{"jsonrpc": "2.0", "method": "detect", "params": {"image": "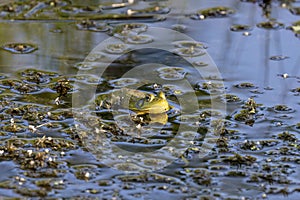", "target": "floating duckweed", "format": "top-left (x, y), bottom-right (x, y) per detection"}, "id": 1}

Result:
top-left (48, 110), bottom-right (73, 120)
top-left (269, 55), bottom-right (289, 61)
top-left (58, 5), bottom-right (101, 17)
top-left (226, 171), bottom-right (246, 177)
top-left (195, 81), bottom-right (224, 94)
top-left (76, 20), bottom-right (109, 32)
top-left (15, 83), bottom-right (41, 94)
top-left (273, 104), bottom-right (293, 113)
top-left (1, 43), bottom-right (38, 54)
top-left (0, 4), bottom-right (20, 15)
top-left (191, 169), bottom-right (212, 186)
top-left (33, 136), bottom-right (76, 150)
top-left (230, 24), bottom-right (253, 32)
top-left (199, 110), bottom-right (222, 119)
top-left (105, 43), bottom-right (129, 54)
top-left (175, 114), bottom-right (201, 125)
top-left (216, 137), bottom-right (229, 151)
top-left (2, 123), bottom-right (26, 133)
top-left (114, 163), bottom-right (142, 172)
top-left (73, 62), bottom-right (95, 70)
top-left (191, 6), bottom-right (236, 20)
top-left (289, 7), bottom-right (300, 15)
top-left (240, 140), bottom-right (261, 151)
top-left (75, 168), bottom-right (93, 180)
top-left (109, 78), bottom-right (138, 88)
top-left (0, 79), bottom-right (19, 88)
top-left (171, 24), bottom-right (187, 32)
top-left (53, 78), bottom-right (73, 97)
top-left (20, 69), bottom-right (58, 84)
top-left (173, 41), bottom-right (207, 49)
top-left (111, 23), bottom-right (148, 39)
top-left (224, 94), bottom-right (241, 103)
top-left (291, 87), bottom-right (300, 94)
top-left (277, 131), bottom-right (297, 142)
top-left (86, 189), bottom-right (100, 194)
top-left (128, 6), bottom-right (170, 15)
top-left (287, 20), bottom-right (300, 36)
top-left (15, 187), bottom-right (48, 197)
top-left (69, 74), bottom-right (101, 85)
top-left (35, 179), bottom-right (53, 188)
top-left (125, 34), bottom-right (153, 44)
top-left (142, 158), bottom-right (167, 167)
top-left (98, 179), bottom-right (113, 186)
top-left (193, 61), bottom-right (209, 67)
top-left (224, 153), bottom-right (256, 167)
top-left (157, 66), bottom-right (185, 74)
top-left (118, 173), bottom-right (179, 184)
top-left (173, 47), bottom-right (206, 57)
top-left (162, 84), bottom-right (183, 95)
top-left (257, 20), bottom-right (285, 30)
top-left (158, 72), bottom-right (187, 81)
top-left (0, 79), bottom-right (42, 94)
top-left (157, 66), bottom-right (187, 80)
top-left (235, 82), bottom-right (255, 89)
top-left (234, 112), bottom-right (254, 126)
